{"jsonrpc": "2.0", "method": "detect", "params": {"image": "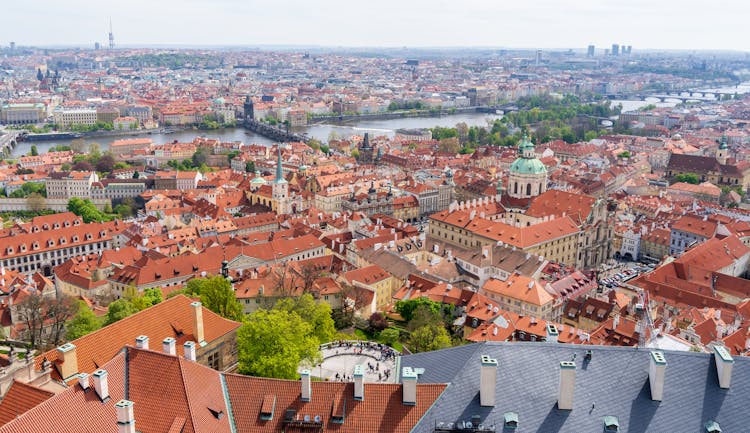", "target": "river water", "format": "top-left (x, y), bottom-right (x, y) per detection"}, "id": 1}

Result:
top-left (611, 81), bottom-right (750, 112)
top-left (10, 112), bottom-right (501, 157)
